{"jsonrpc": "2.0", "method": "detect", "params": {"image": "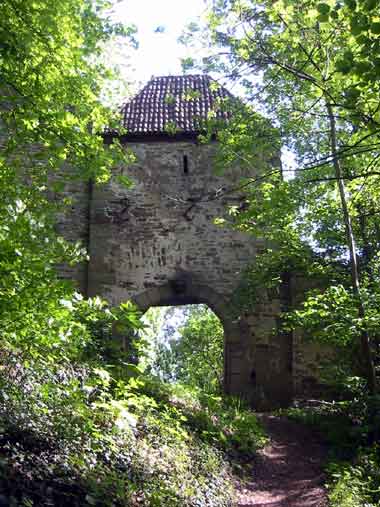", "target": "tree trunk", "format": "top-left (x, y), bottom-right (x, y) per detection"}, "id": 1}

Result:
top-left (326, 101), bottom-right (376, 394)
